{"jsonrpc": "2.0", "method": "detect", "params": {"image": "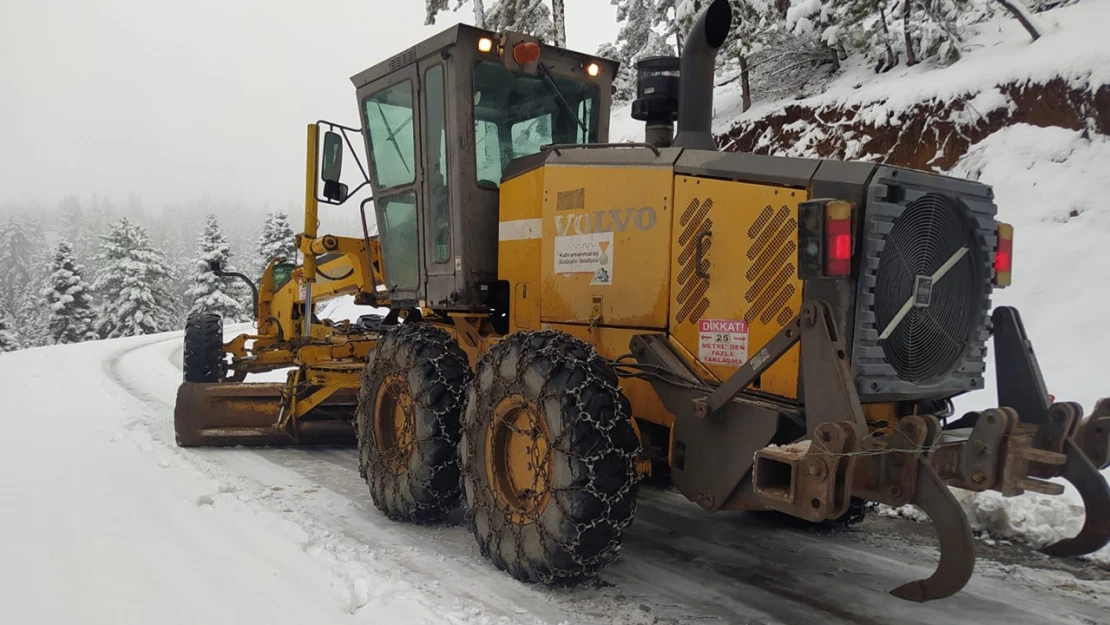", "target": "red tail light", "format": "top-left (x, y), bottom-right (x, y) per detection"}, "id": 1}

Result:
top-left (994, 222), bottom-right (1013, 287)
top-left (825, 200), bottom-right (852, 276)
